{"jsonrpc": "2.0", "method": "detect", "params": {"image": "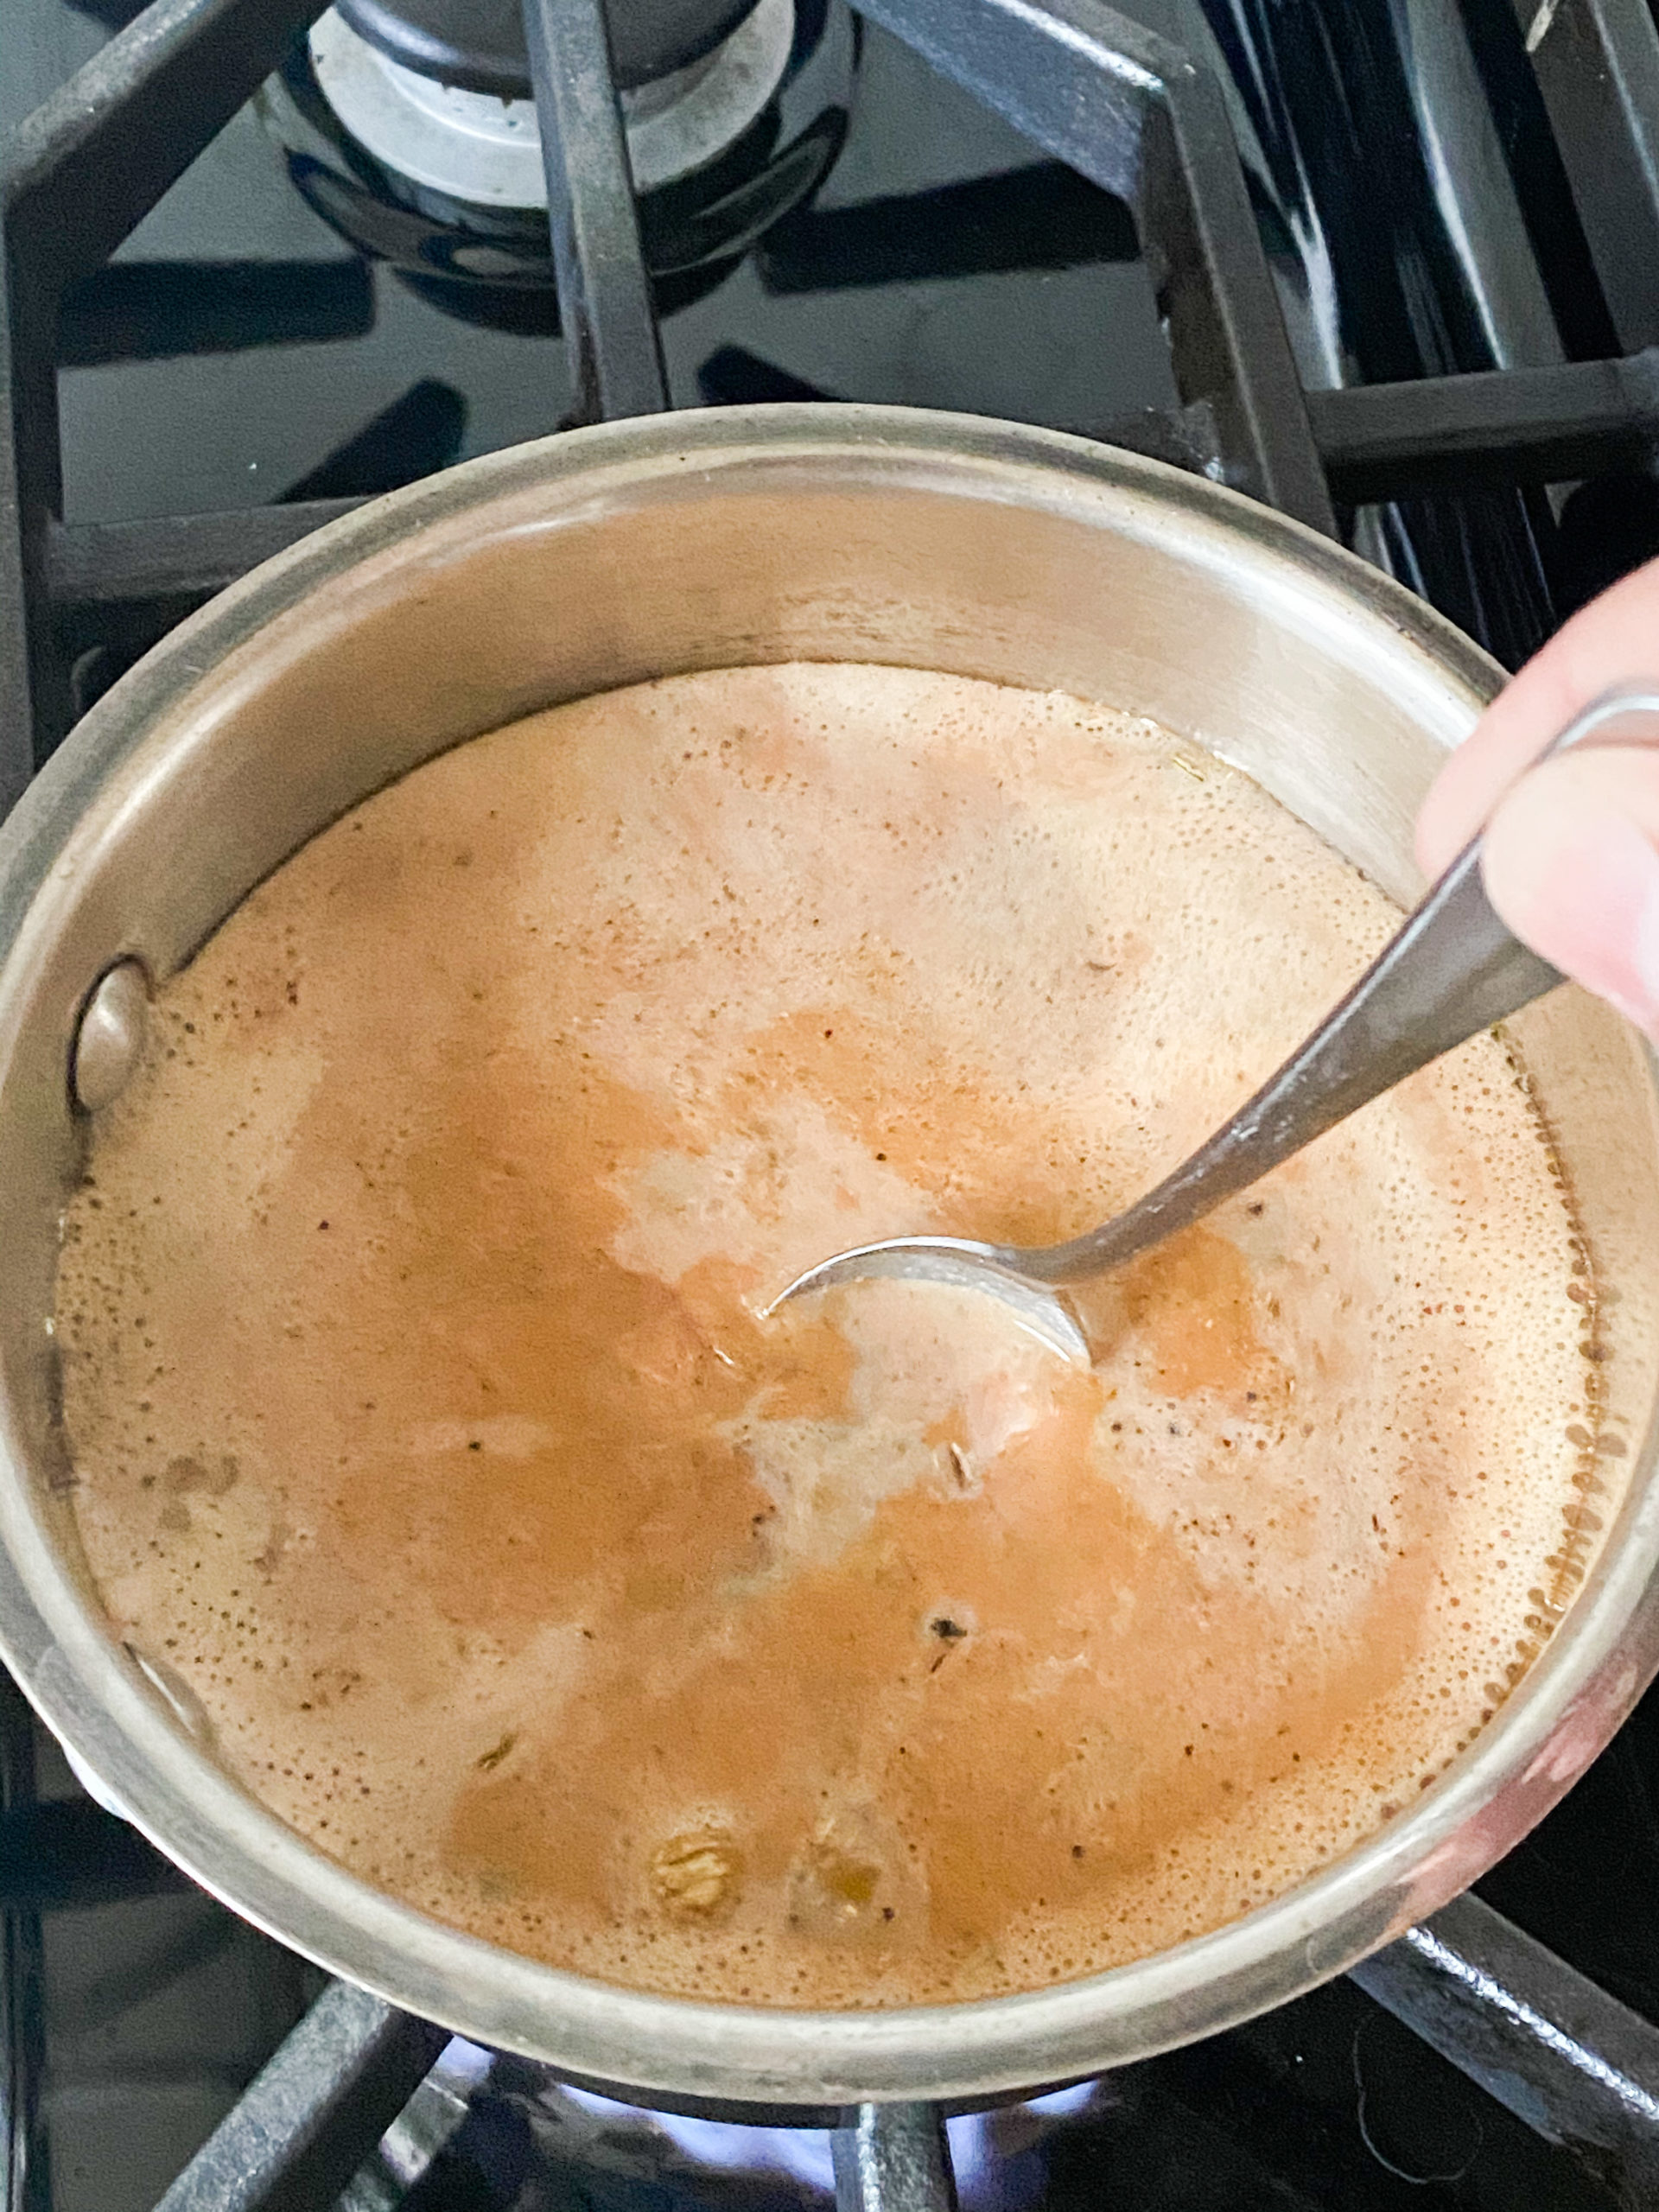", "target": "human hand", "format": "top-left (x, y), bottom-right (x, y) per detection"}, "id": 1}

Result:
top-left (1415, 556), bottom-right (1659, 1040)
